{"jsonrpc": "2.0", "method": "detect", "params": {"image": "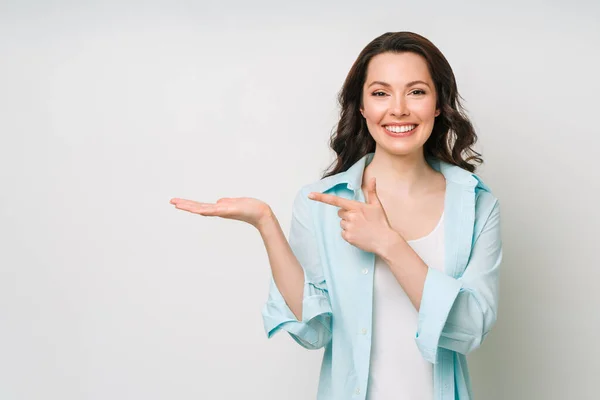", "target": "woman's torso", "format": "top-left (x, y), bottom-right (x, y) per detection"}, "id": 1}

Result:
top-left (366, 210), bottom-right (445, 400)
top-left (362, 171), bottom-right (446, 400)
